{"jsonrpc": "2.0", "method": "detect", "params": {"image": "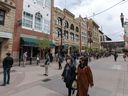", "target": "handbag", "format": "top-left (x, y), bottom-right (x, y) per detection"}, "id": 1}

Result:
top-left (72, 80), bottom-right (77, 90)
